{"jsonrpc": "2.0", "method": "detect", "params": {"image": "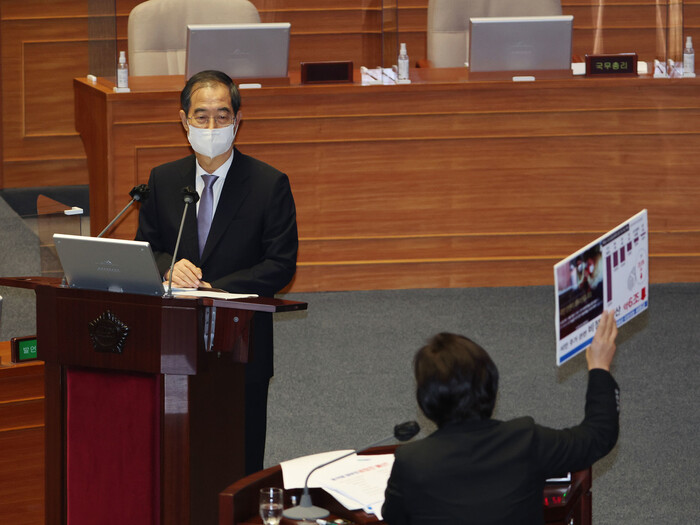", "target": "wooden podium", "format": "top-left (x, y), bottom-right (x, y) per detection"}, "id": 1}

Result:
top-left (0, 277), bottom-right (306, 525)
top-left (219, 445), bottom-right (592, 525)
